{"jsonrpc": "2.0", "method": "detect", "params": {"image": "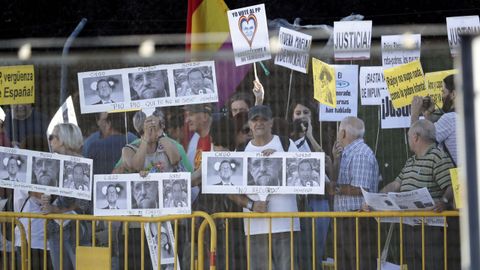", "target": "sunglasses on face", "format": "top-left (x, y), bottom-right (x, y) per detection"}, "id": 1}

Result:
top-left (48, 134), bottom-right (58, 141)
